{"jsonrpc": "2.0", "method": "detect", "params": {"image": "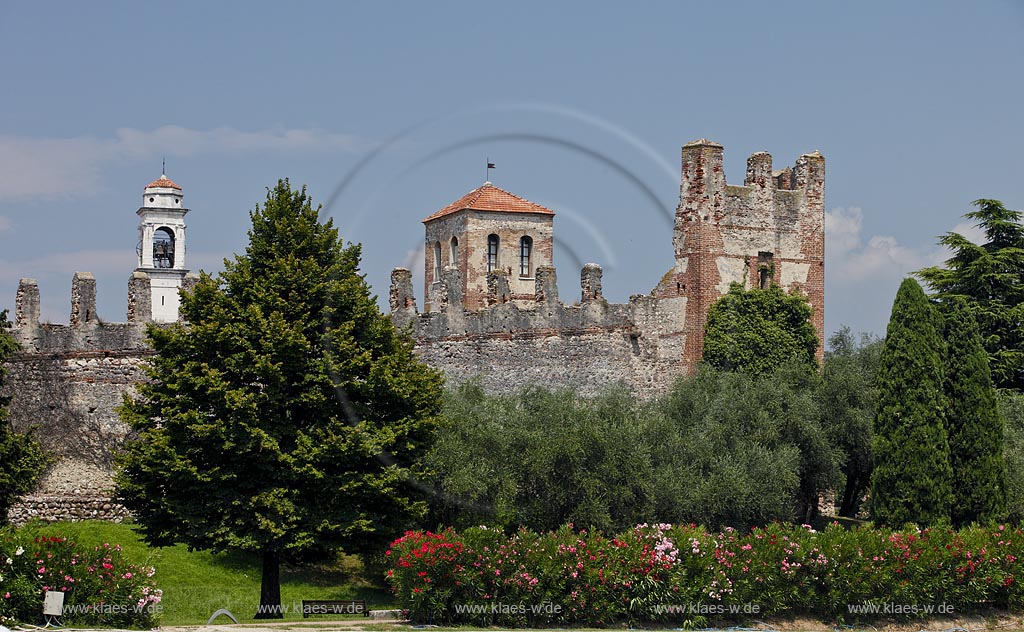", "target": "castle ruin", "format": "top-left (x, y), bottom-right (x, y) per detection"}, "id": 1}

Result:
top-left (391, 139), bottom-right (824, 398)
top-left (2, 139), bottom-right (824, 523)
